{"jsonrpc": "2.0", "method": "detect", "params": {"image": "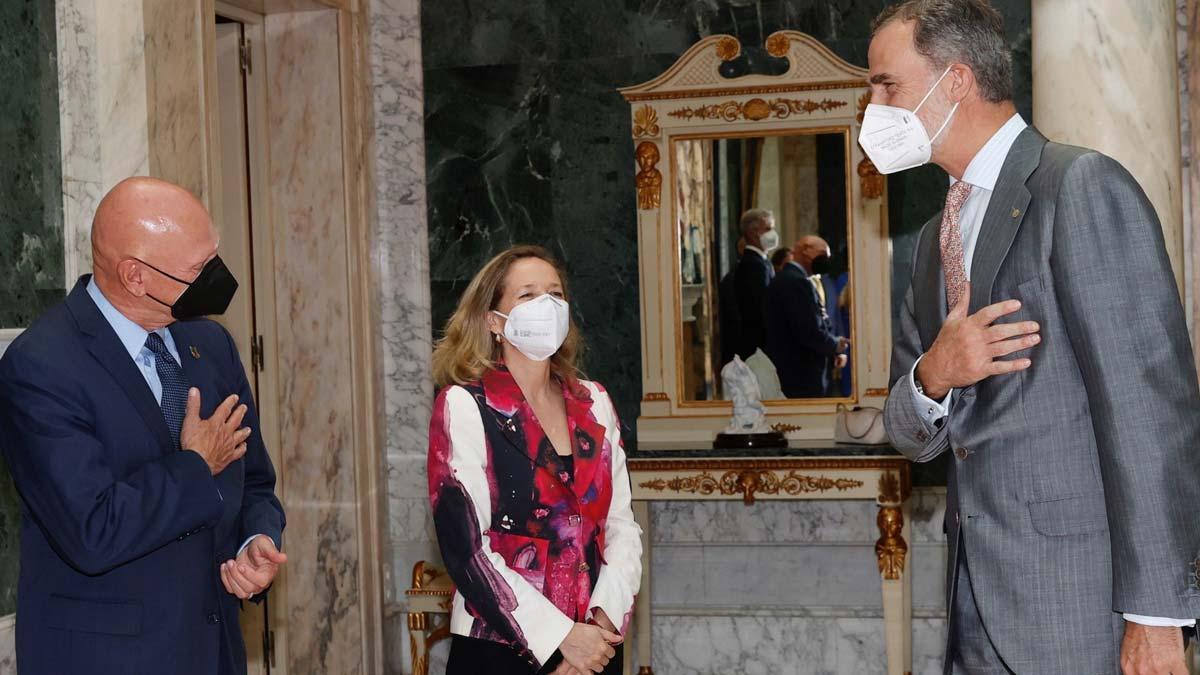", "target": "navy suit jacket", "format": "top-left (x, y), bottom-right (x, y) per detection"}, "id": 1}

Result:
top-left (0, 277), bottom-right (285, 675)
top-left (765, 264), bottom-right (840, 397)
top-left (733, 251), bottom-right (773, 359)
